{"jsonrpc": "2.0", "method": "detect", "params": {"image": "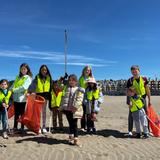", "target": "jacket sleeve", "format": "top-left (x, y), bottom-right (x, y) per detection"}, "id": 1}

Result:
top-left (98, 91), bottom-right (104, 104)
top-left (12, 76), bottom-right (32, 93)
